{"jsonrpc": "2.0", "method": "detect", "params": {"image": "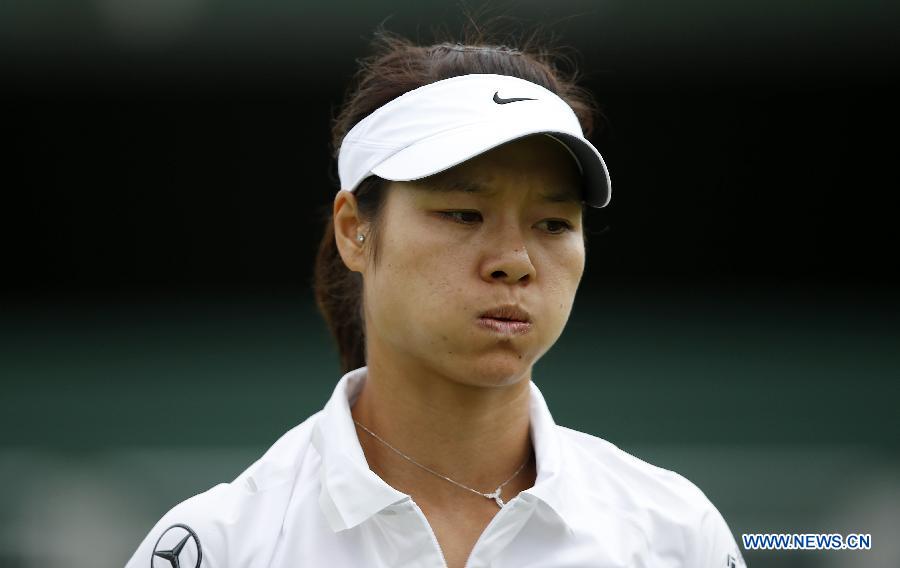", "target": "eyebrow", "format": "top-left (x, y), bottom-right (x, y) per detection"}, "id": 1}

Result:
top-left (419, 177), bottom-right (583, 204)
